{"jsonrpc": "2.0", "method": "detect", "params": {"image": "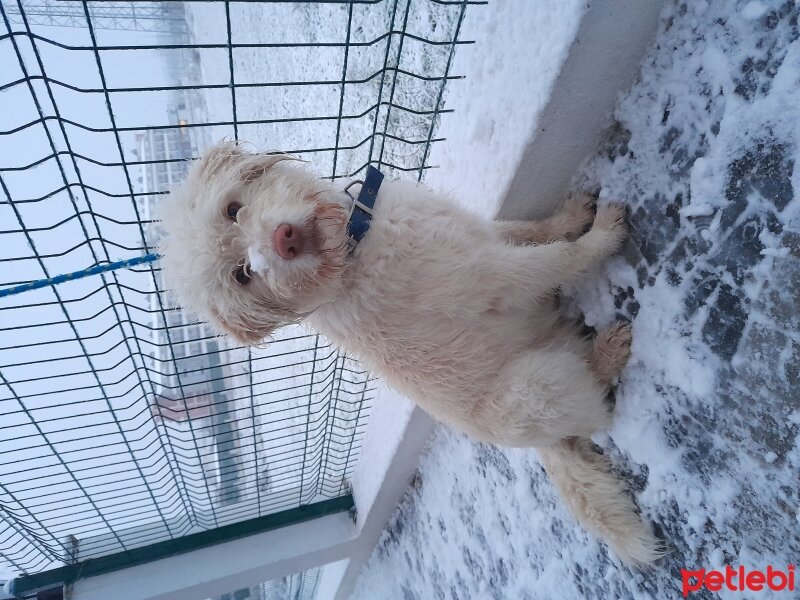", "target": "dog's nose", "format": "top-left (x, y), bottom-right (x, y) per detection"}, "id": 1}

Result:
top-left (272, 223), bottom-right (304, 259)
